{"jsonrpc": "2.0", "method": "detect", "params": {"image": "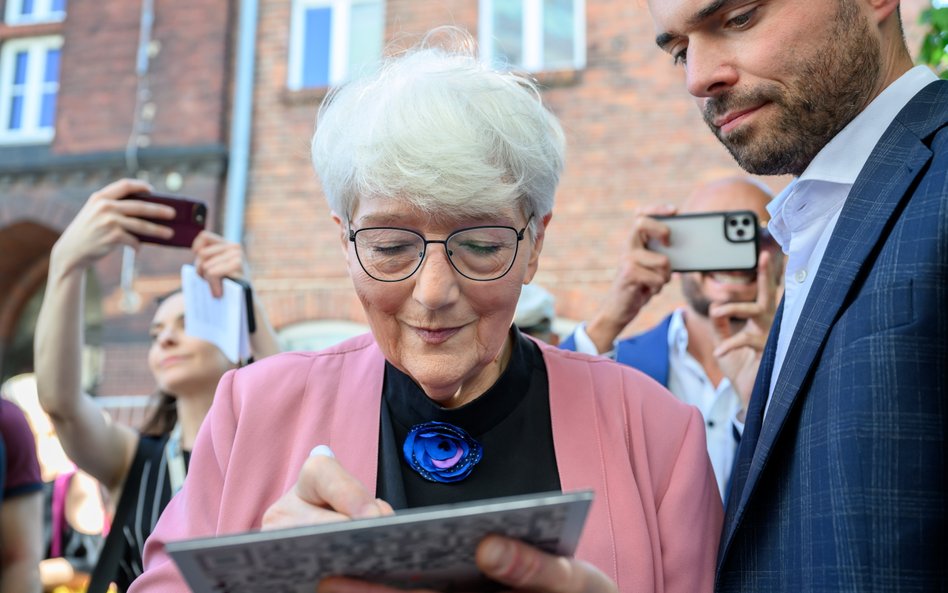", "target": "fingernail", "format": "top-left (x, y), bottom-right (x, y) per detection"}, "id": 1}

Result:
top-left (480, 537), bottom-right (512, 573)
top-left (356, 501), bottom-right (383, 519)
top-left (309, 445), bottom-right (335, 458)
